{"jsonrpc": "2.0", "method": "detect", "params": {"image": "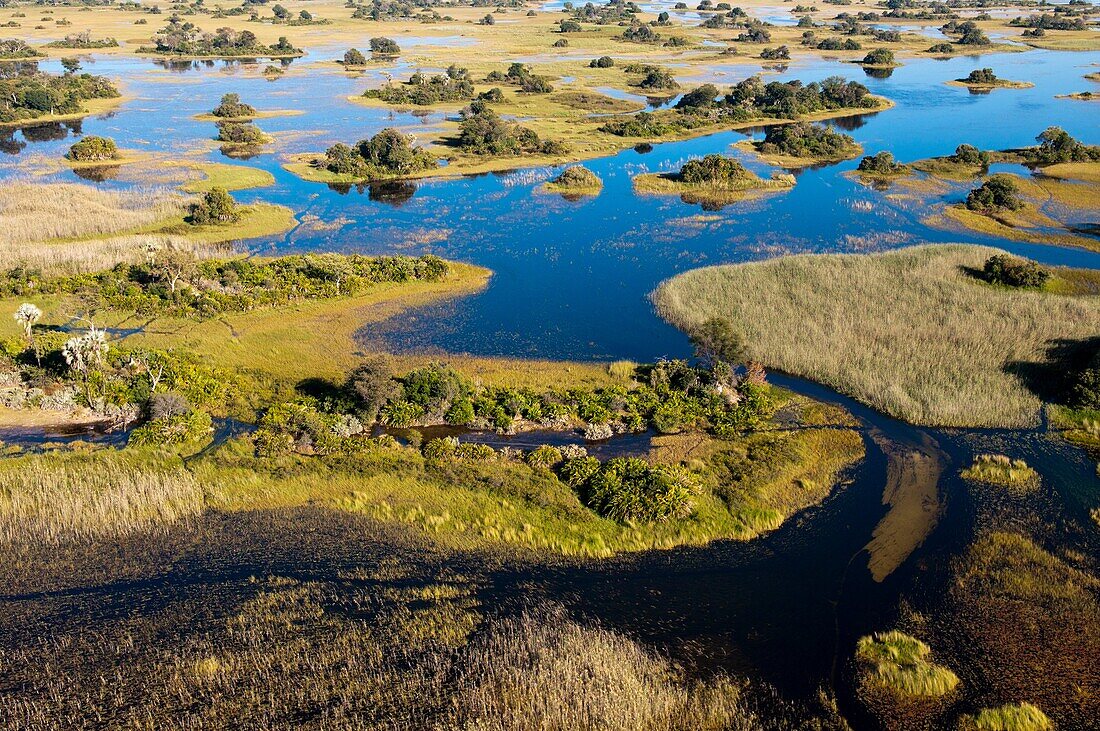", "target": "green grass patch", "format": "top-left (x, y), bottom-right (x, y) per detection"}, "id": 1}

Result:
top-left (856, 630), bottom-right (960, 697)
